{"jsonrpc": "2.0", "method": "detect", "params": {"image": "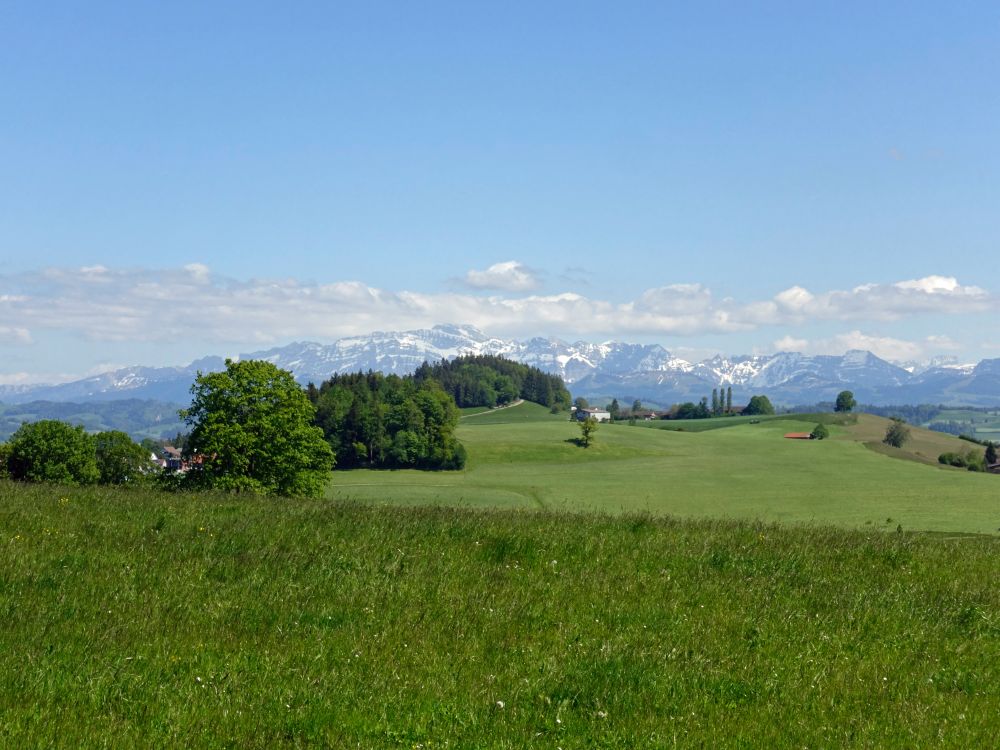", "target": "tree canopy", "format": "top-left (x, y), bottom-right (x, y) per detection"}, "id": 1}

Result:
top-left (310, 371), bottom-right (465, 470)
top-left (810, 423), bottom-right (830, 440)
top-left (182, 359), bottom-right (334, 496)
top-left (578, 416), bottom-right (598, 448)
top-left (5, 420), bottom-right (100, 485)
top-left (835, 391), bottom-right (856, 413)
top-left (413, 355), bottom-right (571, 411)
top-left (94, 430), bottom-right (153, 484)
top-left (743, 395), bottom-right (775, 416)
top-left (883, 417), bottom-right (911, 449)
